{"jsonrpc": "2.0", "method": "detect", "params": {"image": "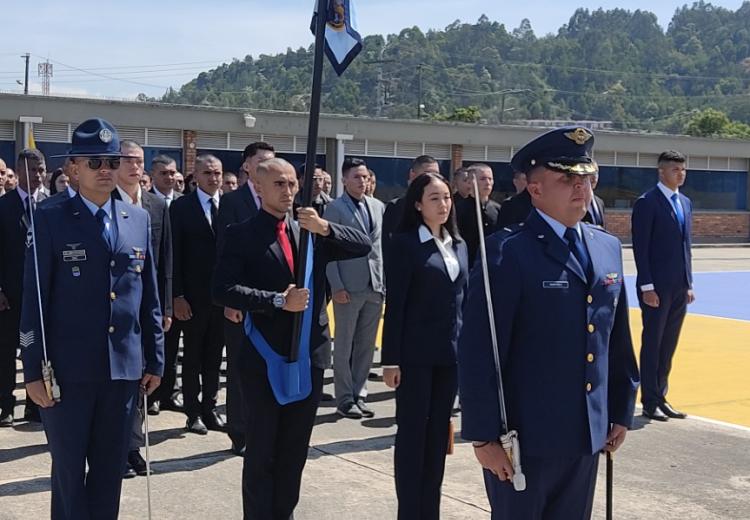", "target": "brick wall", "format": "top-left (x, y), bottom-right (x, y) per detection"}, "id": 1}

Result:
top-left (451, 144), bottom-right (463, 174)
top-left (606, 210), bottom-right (750, 242)
top-left (182, 130), bottom-right (196, 176)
